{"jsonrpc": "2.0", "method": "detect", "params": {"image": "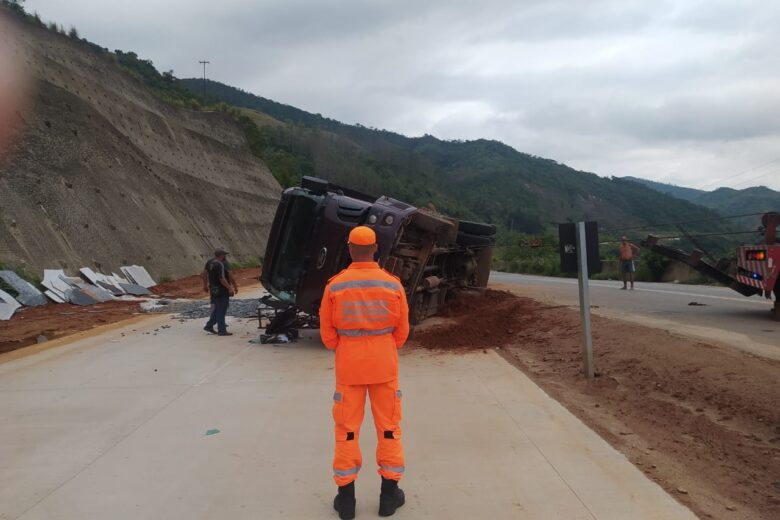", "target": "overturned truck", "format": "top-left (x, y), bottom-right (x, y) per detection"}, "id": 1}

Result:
top-left (260, 177), bottom-right (494, 332)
